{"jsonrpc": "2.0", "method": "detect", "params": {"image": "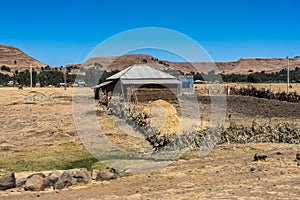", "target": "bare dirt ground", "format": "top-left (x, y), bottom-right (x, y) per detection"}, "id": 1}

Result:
top-left (1, 144), bottom-right (300, 200)
top-left (0, 87), bottom-right (299, 199)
